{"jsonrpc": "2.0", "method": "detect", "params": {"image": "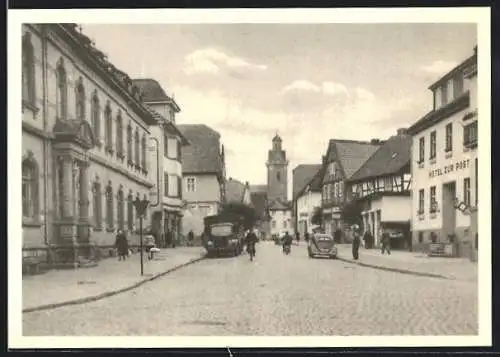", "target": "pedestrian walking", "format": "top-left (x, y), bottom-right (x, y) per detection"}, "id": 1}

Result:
top-left (363, 229), bottom-right (373, 249)
top-left (351, 225), bottom-right (361, 260)
top-left (381, 229), bottom-right (391, 255)
top-left (115, 229), bottom-right (129, 261)
top-left (295, 231), bottom-right (300, 245)
top-left (304, 232), bottom-right (310, 243)
top-left (187, 230), bottom-right (194, 247)
top-left (334, 228), bottom-right (342, 244)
